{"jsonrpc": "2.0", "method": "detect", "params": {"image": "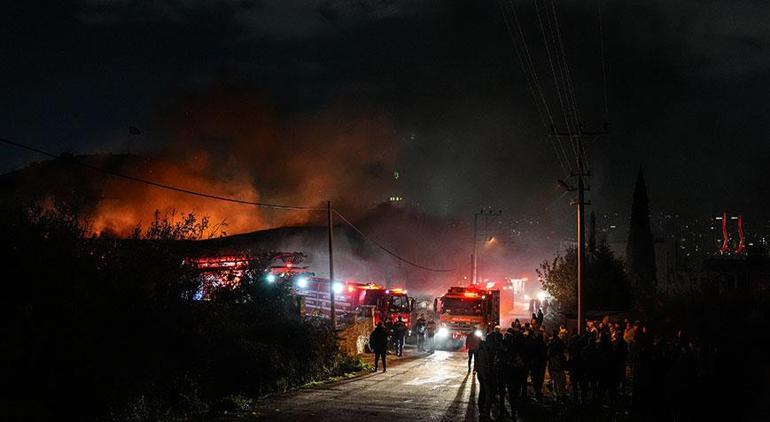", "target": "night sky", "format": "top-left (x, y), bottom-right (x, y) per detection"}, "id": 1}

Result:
top-left (3, 0), bottom-right (770, 227)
